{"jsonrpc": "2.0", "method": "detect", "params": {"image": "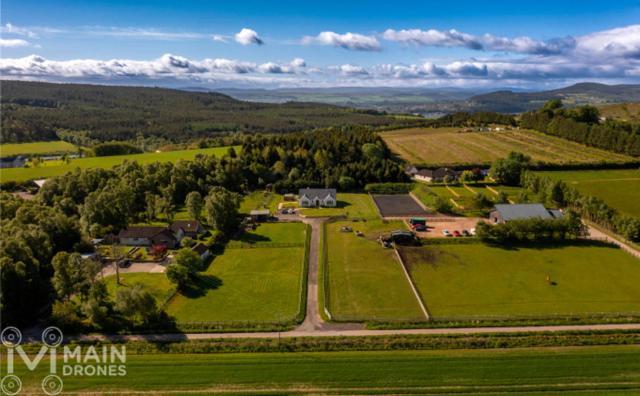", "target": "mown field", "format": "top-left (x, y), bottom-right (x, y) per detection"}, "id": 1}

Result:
top-left (380, 128), bottom-right (634, 166)
top-left (14, 346), bottom-right (640, 394)
top-left (402, 242), bottom-right (640, 319)
top-left (0, 140), bottom-right (78, 156)
top-left (166, 223), bottom-right (307, 324)
top-left (0, 146), bottom-right (238, 182)
top-left (299, 193), bottom-right (380, 219)
top-left (239, 191), bottom-right (283, 216)
top-left (538, 169), bottom-right (640, 217)
top-left (412, 182), bottom-right (524, 215)
top-left (325, 219), bottom-right (425, 321)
